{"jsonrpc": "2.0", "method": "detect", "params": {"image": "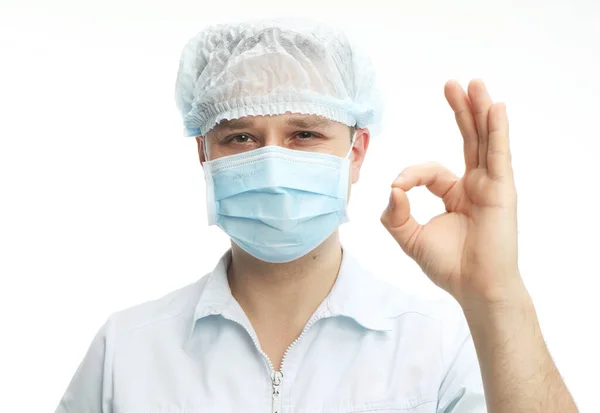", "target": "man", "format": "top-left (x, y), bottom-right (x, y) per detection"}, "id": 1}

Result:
top-left (55, 18), bottom-right (578, 413)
